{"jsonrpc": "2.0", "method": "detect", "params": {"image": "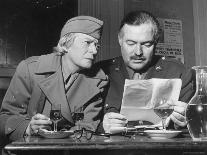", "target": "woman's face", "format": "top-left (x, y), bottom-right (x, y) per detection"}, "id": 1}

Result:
top-left (65, 33), bottom-right (99, 71)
